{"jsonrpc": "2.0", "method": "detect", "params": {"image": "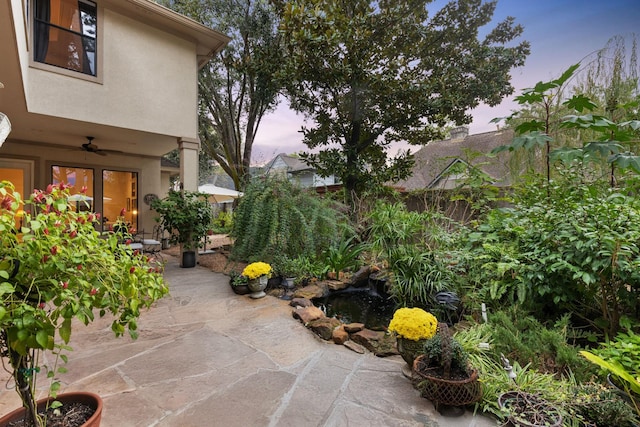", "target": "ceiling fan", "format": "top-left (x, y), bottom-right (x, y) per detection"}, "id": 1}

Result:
top-left (81, 136), bottom-right (122, 156)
